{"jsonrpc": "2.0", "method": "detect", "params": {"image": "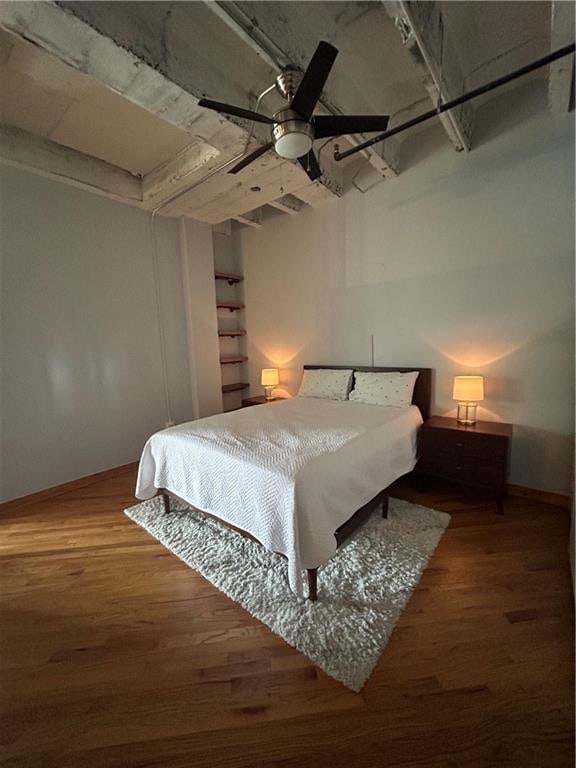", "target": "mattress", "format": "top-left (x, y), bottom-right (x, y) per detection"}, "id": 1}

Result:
top-left (135, 397), bottom-right (422, 595)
